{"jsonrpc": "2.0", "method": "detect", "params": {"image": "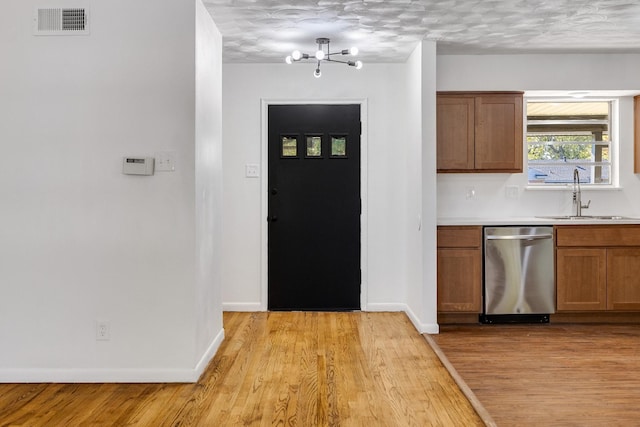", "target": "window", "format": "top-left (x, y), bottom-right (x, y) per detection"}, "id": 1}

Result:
top-left (526, 100), bottom-right (613, 186)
